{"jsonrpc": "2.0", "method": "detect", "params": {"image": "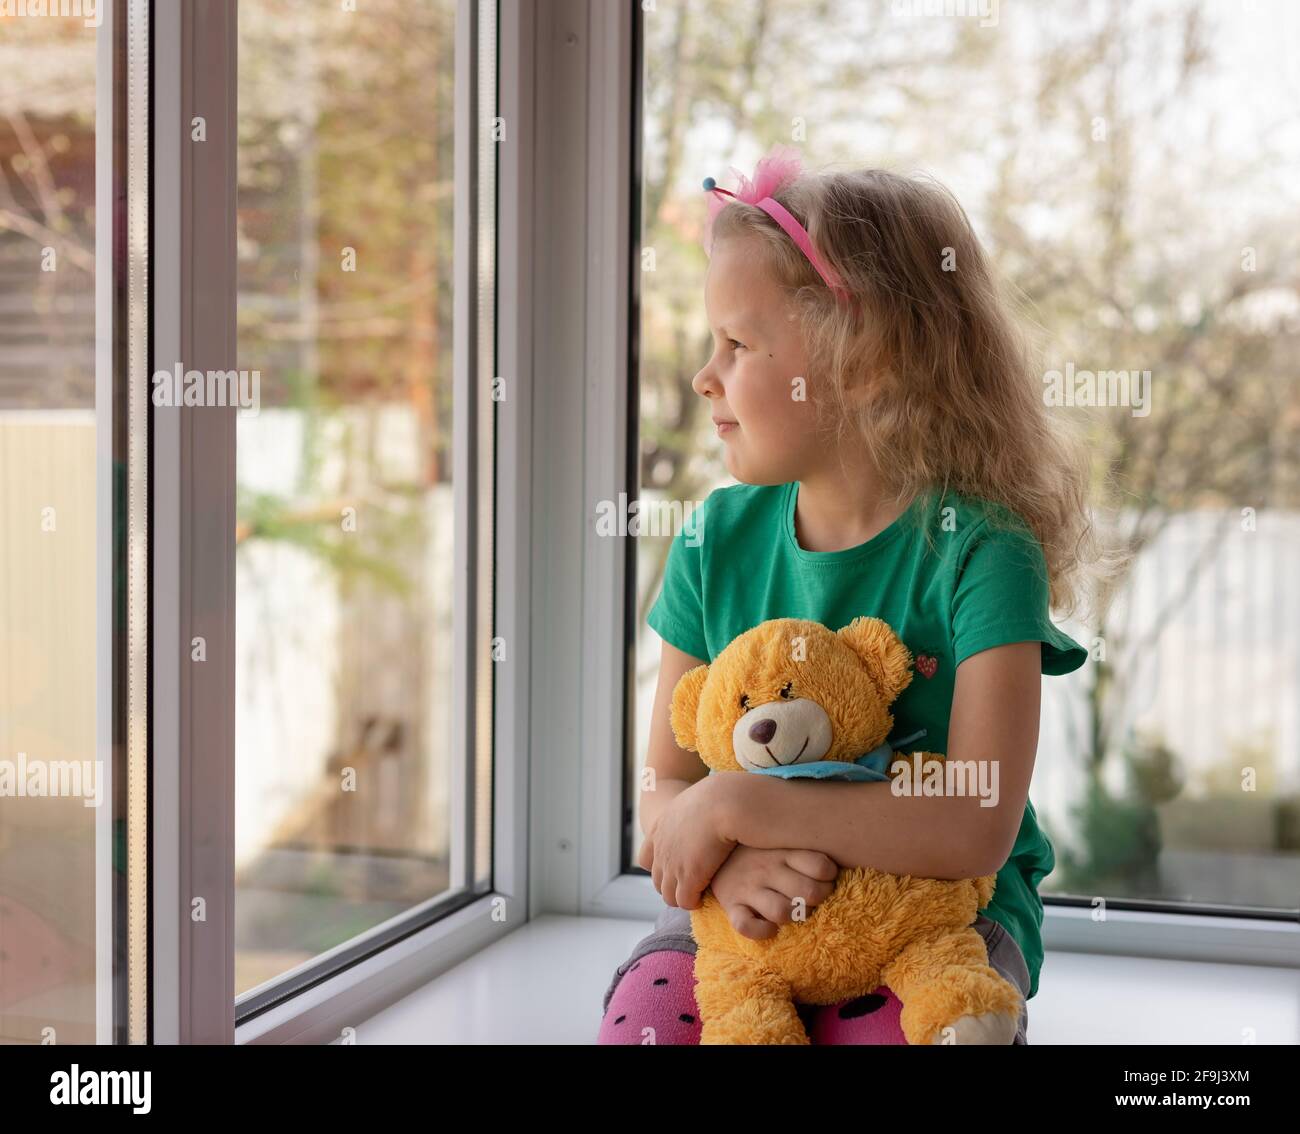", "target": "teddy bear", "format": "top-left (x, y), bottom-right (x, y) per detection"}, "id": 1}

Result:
top-left (668, 615), bottom-right (1024, 1045)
